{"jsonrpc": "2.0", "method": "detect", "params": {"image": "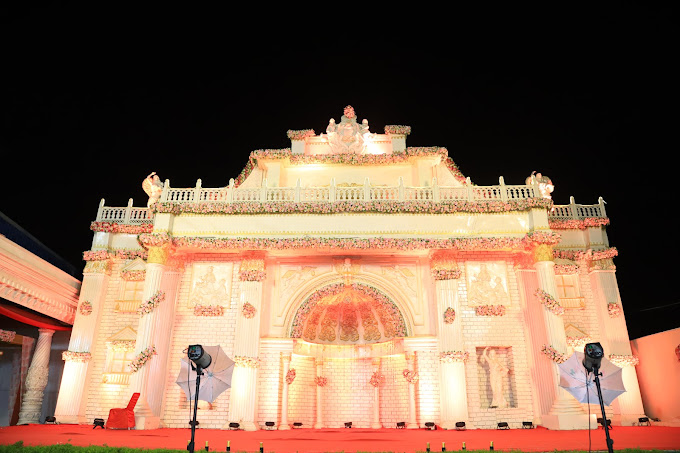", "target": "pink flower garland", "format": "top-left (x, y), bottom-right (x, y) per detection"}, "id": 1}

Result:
top-left (286, 129), bottom-right (315, 140)
top-left (402, 369), bottom-right (419, 383)
top-left (439, 351), bottom-right (470, 363)
top-left (535, 289), bottom-right (564, 316)
top-left (541, 345), bottom-right (568, 364)
top-left (62, 351), bottom-right (92, 362)
top-left (79, 301), bottom-right (93, 316)
top-left (607, 303), bottom-right (622, 318)
top-left (121, 270), bottom-right (146, 281)
top-left (285, 368), bottom-right (296, 385)
top-left (431, 268), bottom-right (462, 280)
top-left (234, 356), bottom-right (260, 368)
top-left (443, 307), bottom-right (456, 324)
top-left (314, 376), bottom-right (328, 387)
top-left (608, 354), bottom-right (639, 367)
top-left (90, 221), bottom-right (154, 234)
top-left (384, 125), bottom-right (412, 135)
top-left (137, 291), bottom-right (165, 316)
top-left (239, 270), bottom-right (267, 282)
top-left (194, 305), bottom-right (224, 317)
top-left (549, 218), bottom-right (610, 230)
top-left (474, 305), bottom-right (506, 317)
top-left (242, 302), bottom-right (256, 319)
top-left (0, 329), bottom-right (17, 343)
top-left (129, 346), bottom-right (156, 372)
top-left (369, 372), bottom-right (385, 388)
